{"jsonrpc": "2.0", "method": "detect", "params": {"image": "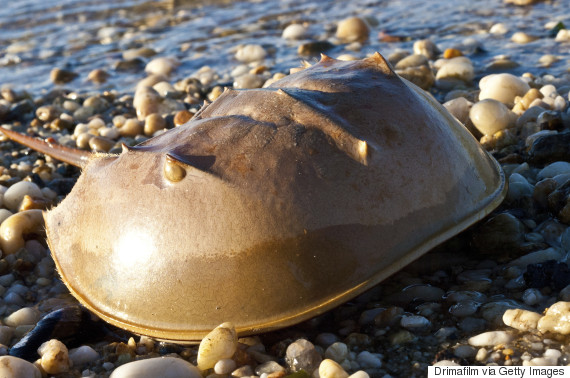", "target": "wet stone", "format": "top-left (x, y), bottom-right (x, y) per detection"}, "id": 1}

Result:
top-left (468, 331), bottom-right (513, 347)
top-left (503, 309), bottom-right (542, 332)
top-left (50, 68), bottom-right (78, 84)
top-left (285, 339), bottom-right (322, 374)
top-left (537, 301), bottom-right (570, 335)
